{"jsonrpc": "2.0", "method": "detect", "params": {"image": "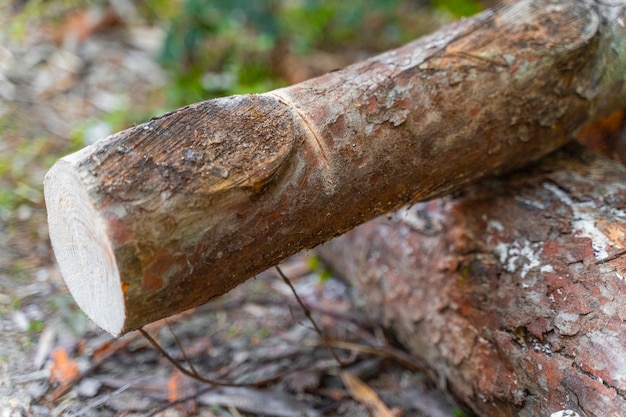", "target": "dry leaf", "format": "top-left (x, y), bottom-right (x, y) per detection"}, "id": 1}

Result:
top-left (167, 369), bottom-right (197, 415)
top-left (167, 368), bottom-right (182, 402)
top-left (49, 347), bottom-right (79, 384)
